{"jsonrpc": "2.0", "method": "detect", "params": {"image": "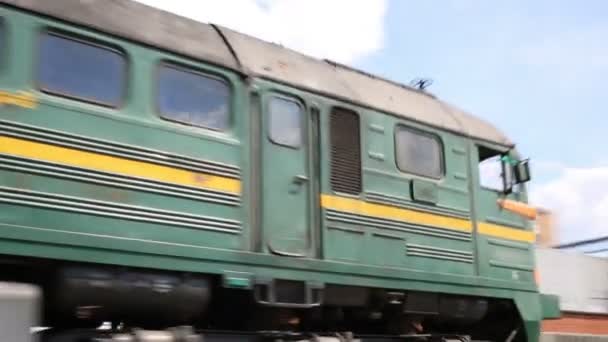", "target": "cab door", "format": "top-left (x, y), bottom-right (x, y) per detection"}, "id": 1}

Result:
top-left (472, 143), bottom-right (534, 283)
top-left (262, 93), bottom-right (312, 257)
